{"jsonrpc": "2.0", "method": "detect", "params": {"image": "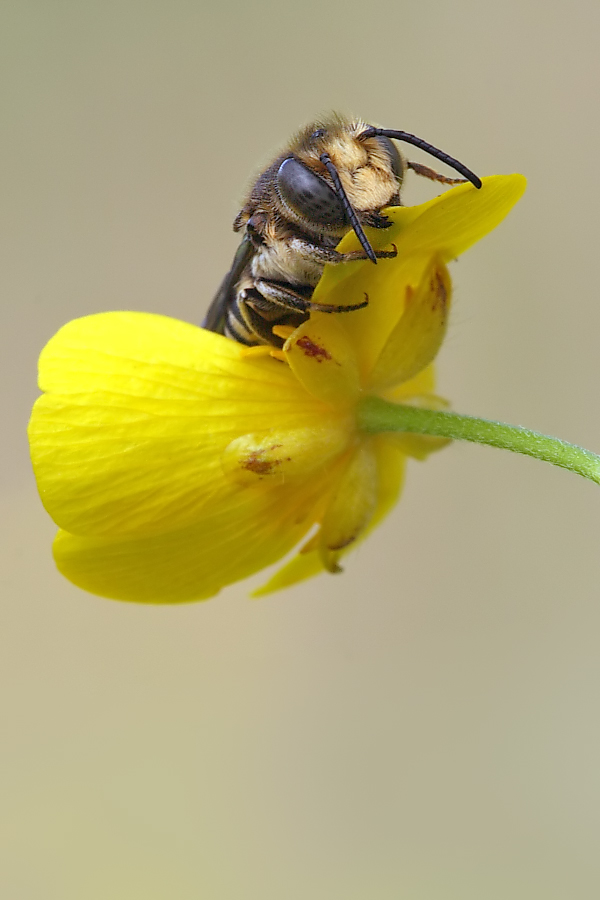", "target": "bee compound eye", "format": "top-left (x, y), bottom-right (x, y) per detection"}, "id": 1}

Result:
top-left (276, 157), bottom-right (348, 227)
top-left (373, 135), bottom-right (404, 179)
